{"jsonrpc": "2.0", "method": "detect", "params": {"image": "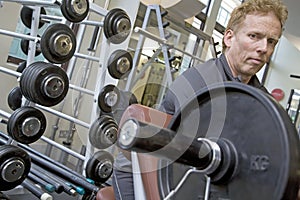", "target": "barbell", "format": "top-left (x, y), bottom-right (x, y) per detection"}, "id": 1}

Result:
top-left (118, 82), bottom-right (300, 200)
